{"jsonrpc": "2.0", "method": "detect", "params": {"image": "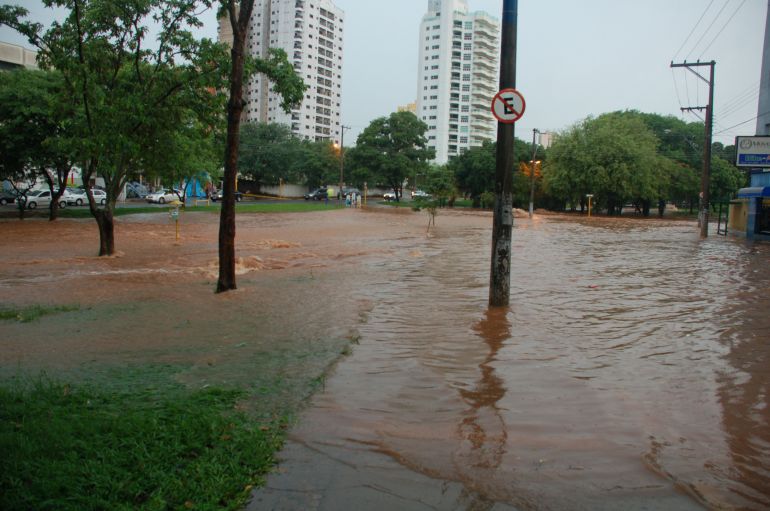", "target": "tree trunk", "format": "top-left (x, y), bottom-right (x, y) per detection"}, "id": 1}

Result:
top-left (217, 1), bottom-right (254, 293)
top-left (93, 208), bottom-right (115, 256)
